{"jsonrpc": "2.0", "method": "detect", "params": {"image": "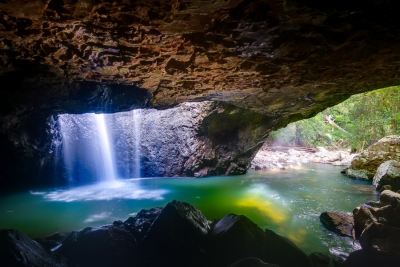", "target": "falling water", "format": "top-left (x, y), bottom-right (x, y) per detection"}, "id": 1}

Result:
top-left (57, 113), bottom-right (118, 183)
top-left (93, 114), bottom-right (117, 181)
top-left (132, 110), bottom-right (141, 178)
